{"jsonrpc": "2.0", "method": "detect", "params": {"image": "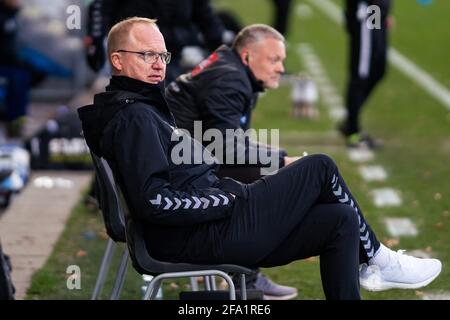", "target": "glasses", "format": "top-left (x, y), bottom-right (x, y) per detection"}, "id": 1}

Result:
top-left (116, 50), bottom-right (171, 64)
